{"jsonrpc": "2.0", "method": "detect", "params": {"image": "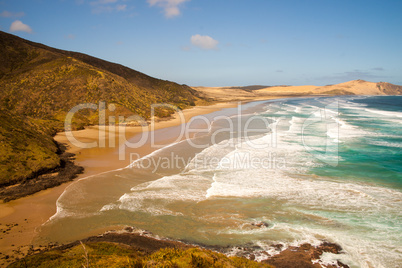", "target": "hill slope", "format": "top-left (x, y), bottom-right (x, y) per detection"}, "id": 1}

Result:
top-left (0, 108), bottom-right (59, 185)
top-left (0, 31), bottom-right (202, 198)
top-left (0, 31), bottom-right (201, 126)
